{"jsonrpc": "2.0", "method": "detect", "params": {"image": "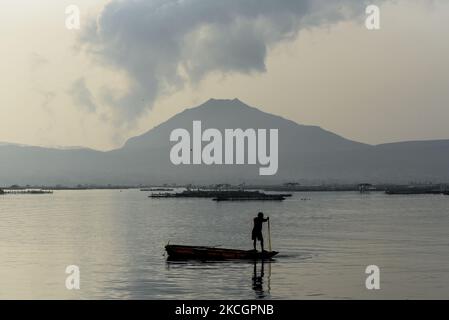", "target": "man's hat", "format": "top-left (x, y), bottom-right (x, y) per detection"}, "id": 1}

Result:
top-left (258, 212), bottom-right (264, 217)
